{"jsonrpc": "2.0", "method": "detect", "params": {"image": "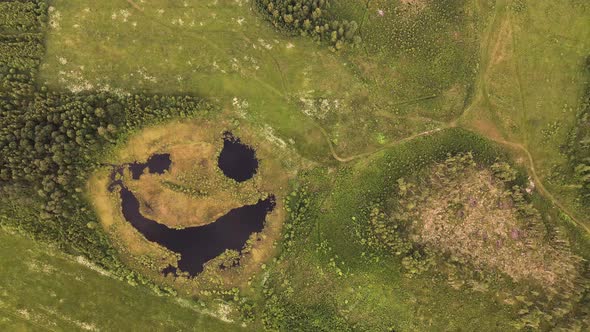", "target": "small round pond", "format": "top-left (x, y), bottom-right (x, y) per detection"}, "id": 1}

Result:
top-left (217, 131), bottom-right (258, 182)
